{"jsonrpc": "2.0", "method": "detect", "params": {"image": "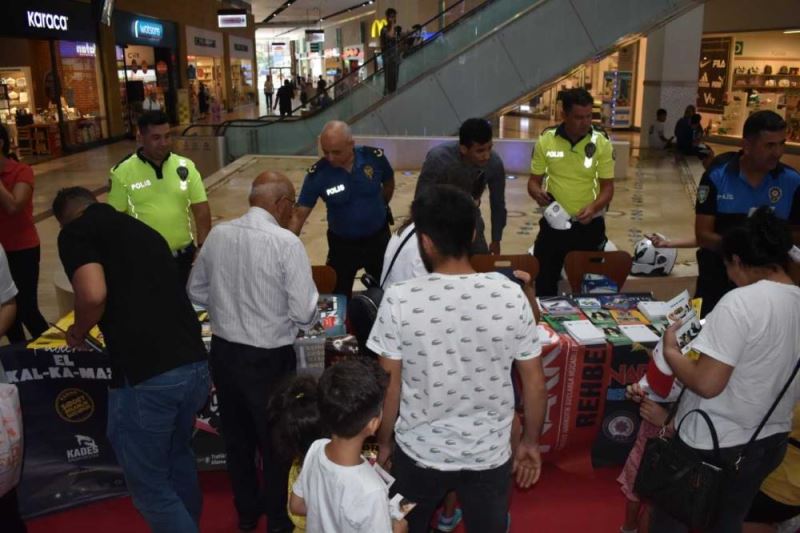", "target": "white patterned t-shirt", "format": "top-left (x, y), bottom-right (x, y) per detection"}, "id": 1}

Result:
top-left (367, 272), bottom-right (540, 471)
